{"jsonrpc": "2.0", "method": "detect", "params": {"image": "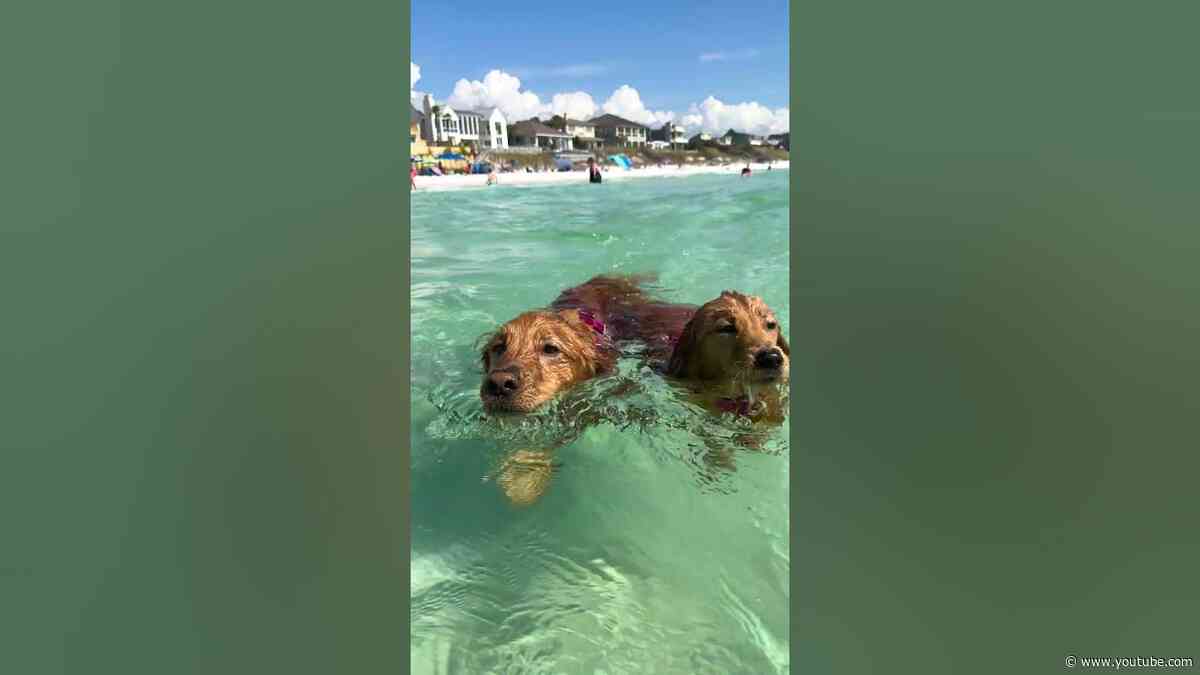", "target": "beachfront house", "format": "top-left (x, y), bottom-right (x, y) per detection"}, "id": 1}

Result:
top-left (749, 134), bottom-right (766, 146)
top-left (722, 129), bottom-right (749, 145)
top-left (508, 119), bottom-right (573, 151)
top-left (562, 118), bottom-right (601, 150)
top-left (716, 133), bottom-right (734, 146)
top-left (456, 110), bottom-right (486, 152)
top-left (421, 94), bottom-right (463, 145)
top-left (477, 107), bottom-right (509, 149)
top-left (768, 132), bottom-right (789, 150)
top-left (588, 114), bottom-right (648, 148)
top-left (650, 121), bottom-right (689, 149)
top-left (647, 140), bottom-right (671, 150)
top-left (420, 94), bottom-right (489, 152)
top-left (410, 106), bottom-right (428, 156)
